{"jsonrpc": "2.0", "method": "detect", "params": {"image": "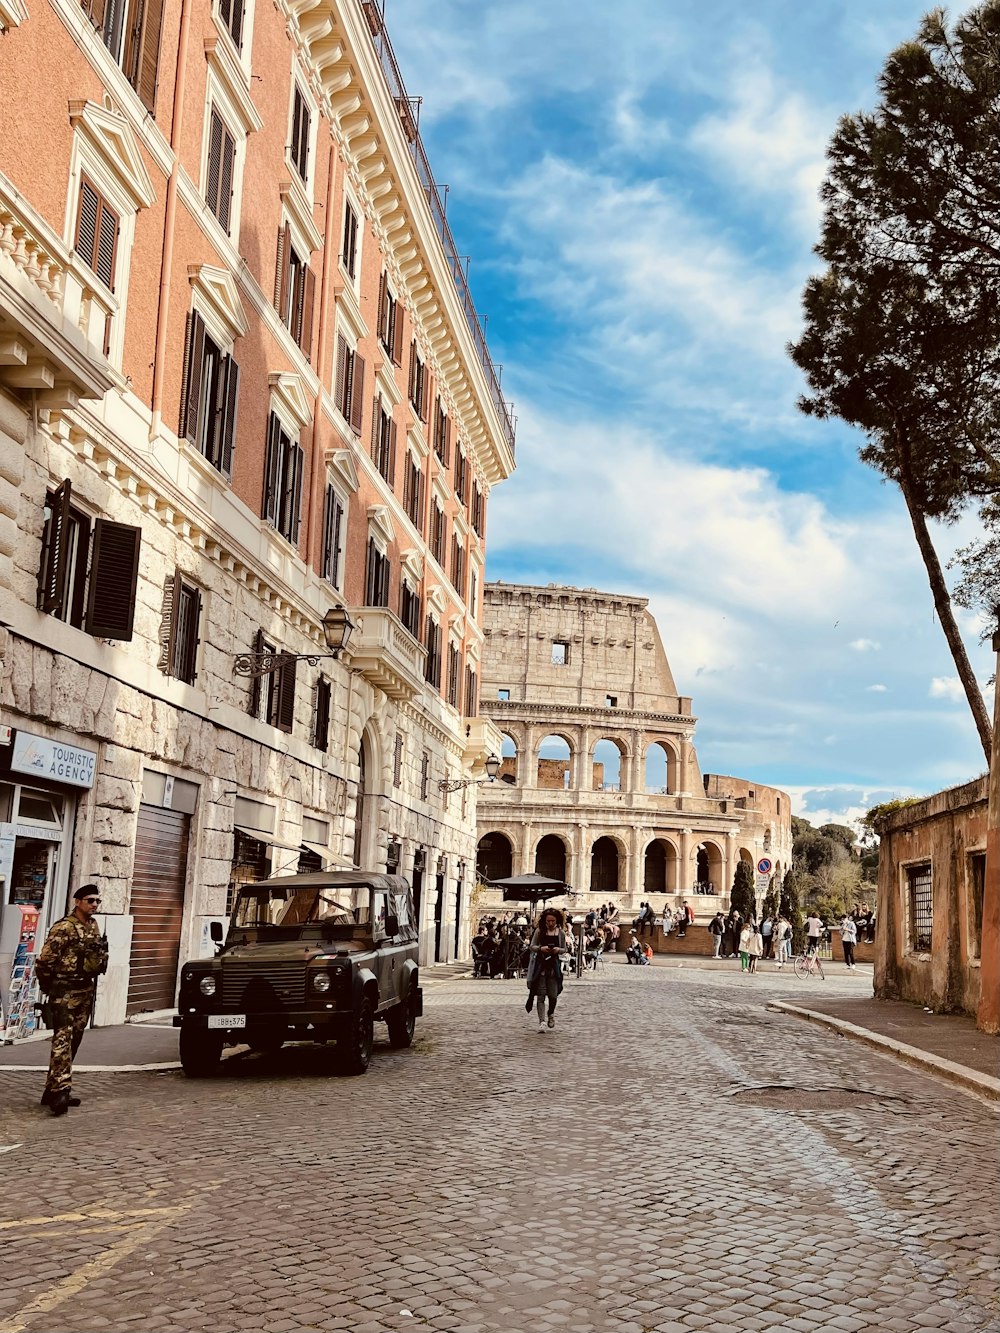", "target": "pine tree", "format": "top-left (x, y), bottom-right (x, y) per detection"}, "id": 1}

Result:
top-left (730, 859), bottom-right (757, 921)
